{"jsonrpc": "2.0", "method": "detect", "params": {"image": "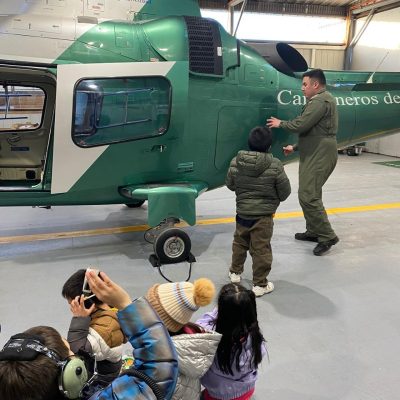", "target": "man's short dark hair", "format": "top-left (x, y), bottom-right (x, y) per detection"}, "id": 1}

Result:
top-left (303, 68), bottom-right (326, 85)
top-left (0, 326), bottom-right (68, 400)
top-left (248, 126), bottom-right (272, 153)
top-left (62, 269), bottom-right (102, 305)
